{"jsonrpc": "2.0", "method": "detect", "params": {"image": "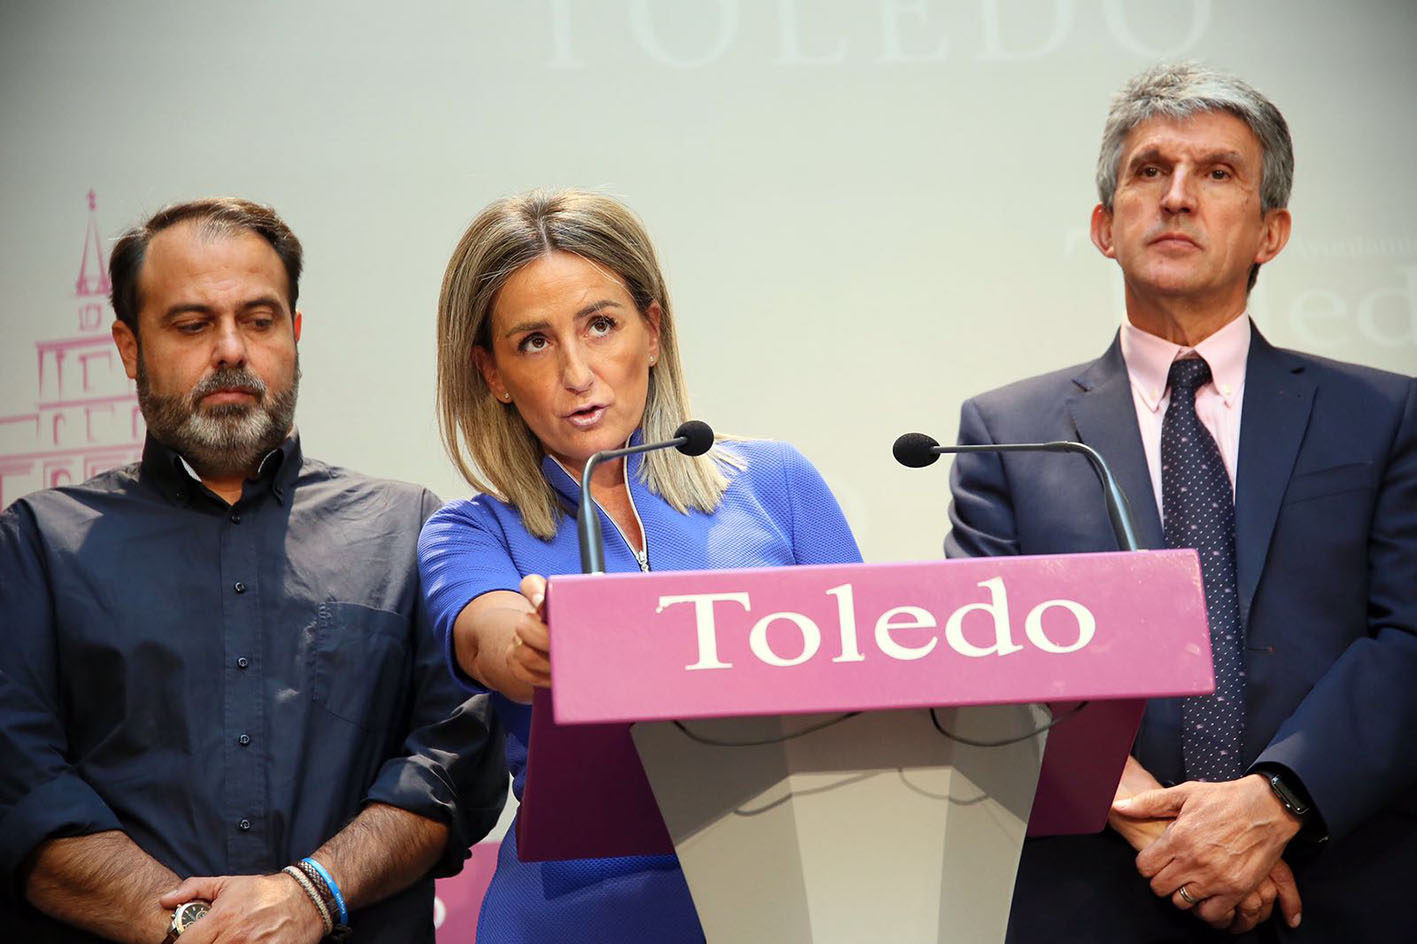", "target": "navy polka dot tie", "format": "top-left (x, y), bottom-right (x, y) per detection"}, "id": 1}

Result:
top-left (1163, 357), bottom-right (1245, 782)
